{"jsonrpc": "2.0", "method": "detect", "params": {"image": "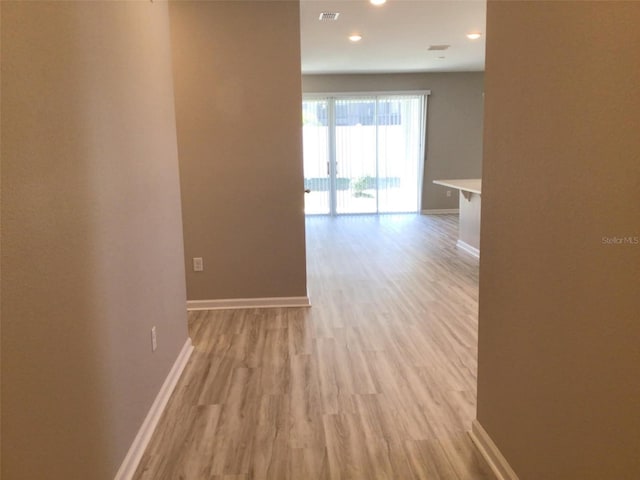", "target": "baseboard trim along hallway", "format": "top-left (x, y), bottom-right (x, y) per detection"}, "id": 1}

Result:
top-left (469, 419), bottom-right (520, 480)
top-left (421, 208), bottom-right (460, 215)
top-left (114, 338), bottom-right (194, 480)
top-left (186, 296), bottom-right (311, 311)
